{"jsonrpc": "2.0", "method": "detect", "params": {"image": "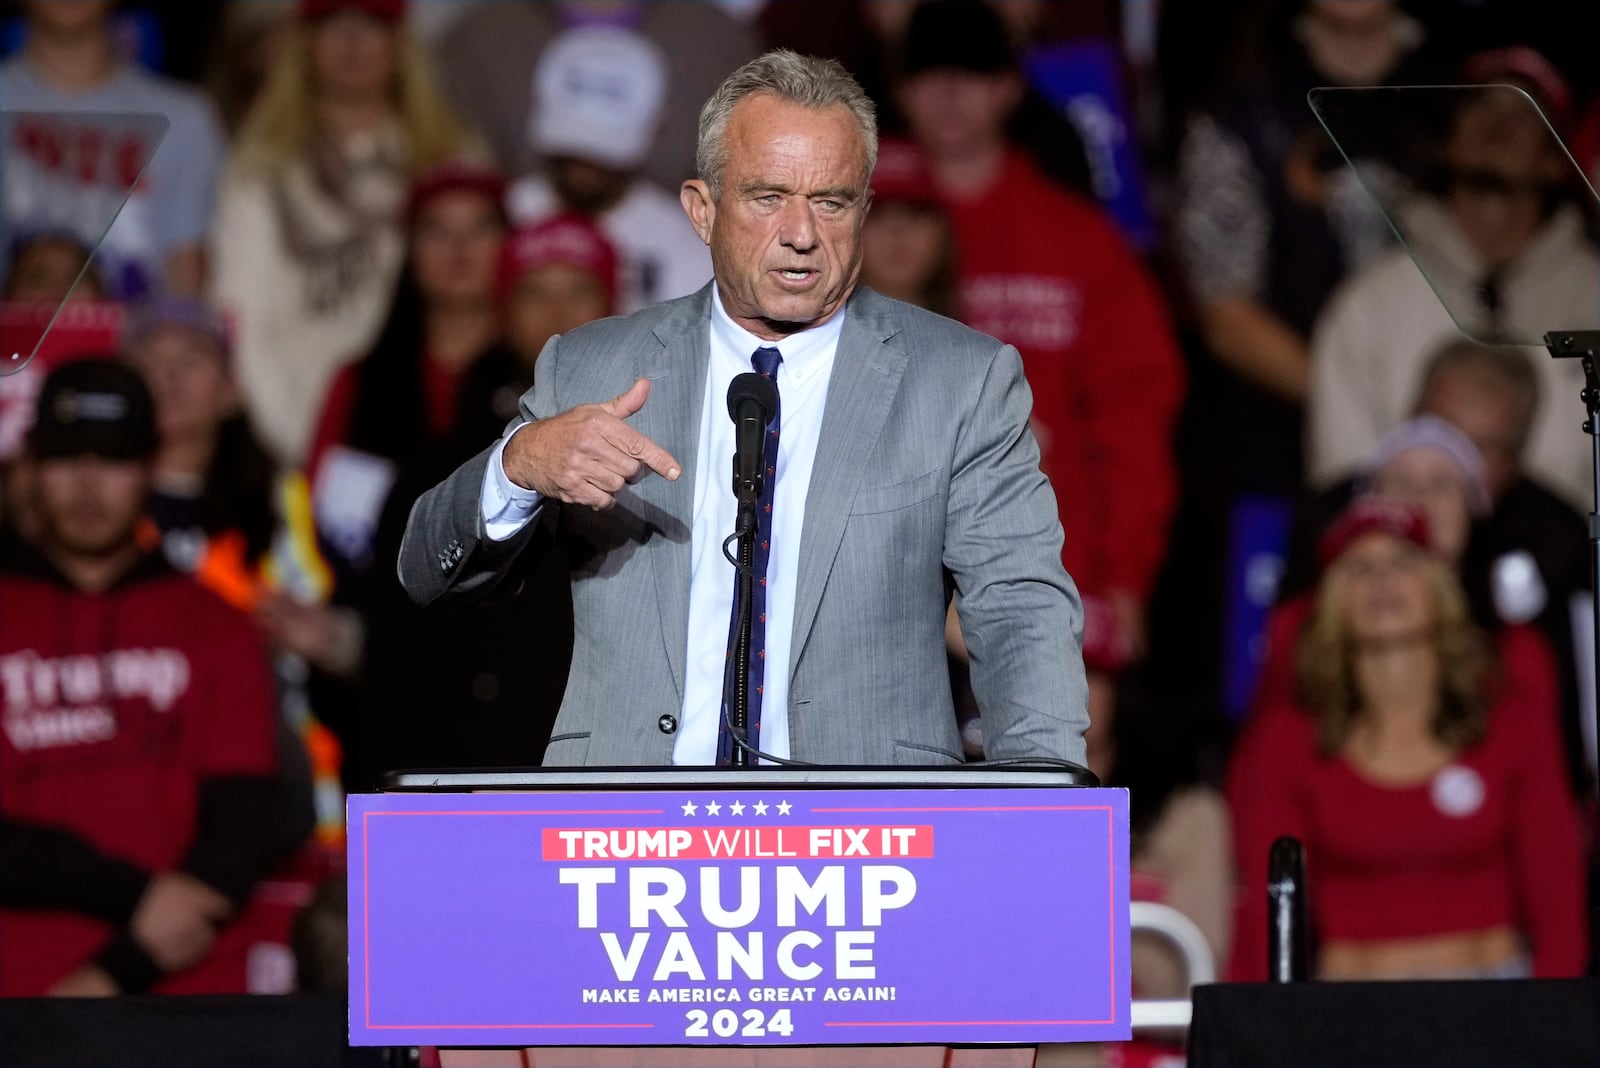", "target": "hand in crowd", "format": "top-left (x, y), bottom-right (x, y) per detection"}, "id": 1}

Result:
top-left (129, 872), bottom-right (232, 974)
top-left (256, 595), bottom-right (363, 677)
top-left (502, 377), bottom-right (681, 511)
top-left (45, 965), bottom-right (120, 998)
top-left (1107, 588), bottom-right (1148, 663)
